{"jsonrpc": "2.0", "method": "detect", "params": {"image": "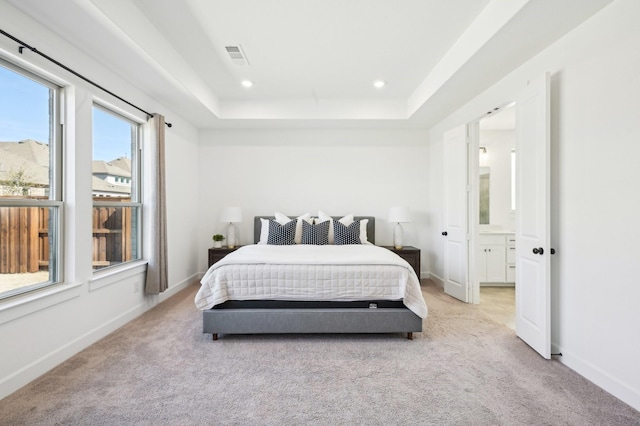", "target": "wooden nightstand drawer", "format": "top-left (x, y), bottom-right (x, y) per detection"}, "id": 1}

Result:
top-left (381, 246), bottom-right (420, 278)
top-left (208, 246), bottom-right (242, 268)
